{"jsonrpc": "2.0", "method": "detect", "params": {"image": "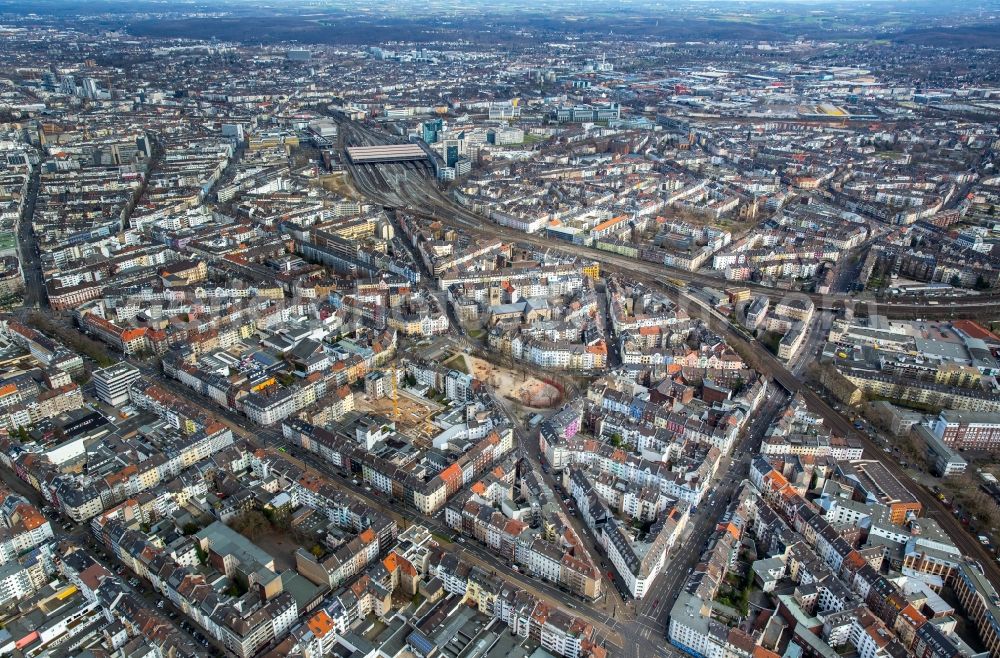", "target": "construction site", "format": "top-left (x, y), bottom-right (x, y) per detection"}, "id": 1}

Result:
top-left (358, 388), bottom-right (441, 435)
top-left (447, 353), bottom-right (561, 409)
top-left (355, 364), bottom-right (444, 448)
